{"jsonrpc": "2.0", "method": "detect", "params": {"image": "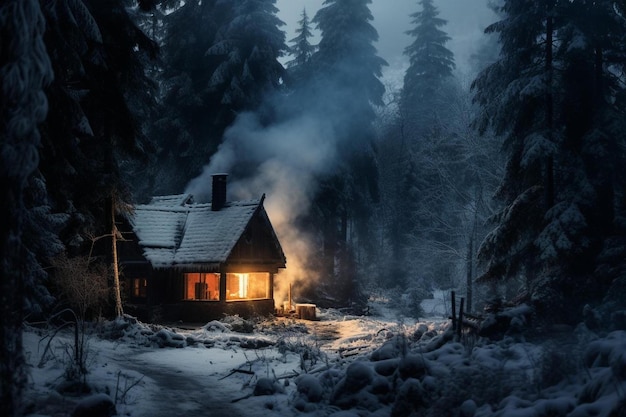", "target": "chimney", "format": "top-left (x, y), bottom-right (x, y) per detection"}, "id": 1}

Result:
top-left (211, 173), bottom-right (228, 211)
